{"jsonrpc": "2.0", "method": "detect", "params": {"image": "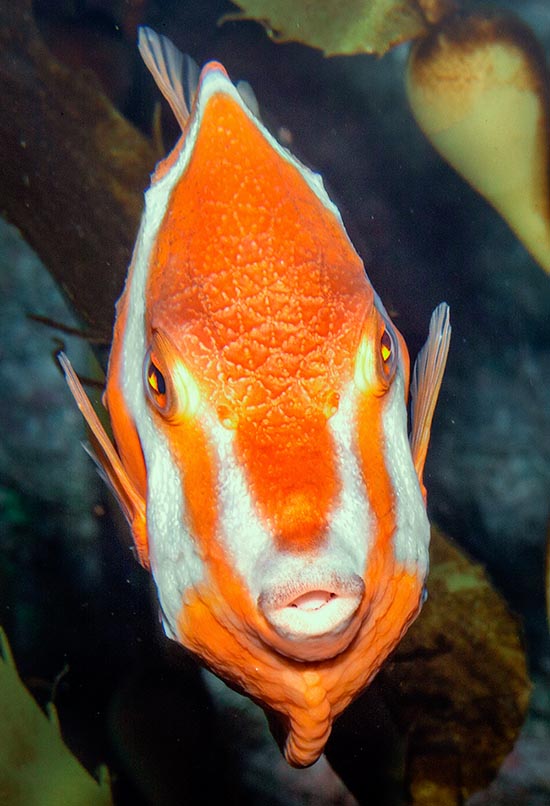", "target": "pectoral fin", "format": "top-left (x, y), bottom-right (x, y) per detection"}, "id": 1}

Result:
top-left (409, 303), bottom-right (451, 495)
top-left (58, 352), bottom-right (148, 564)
